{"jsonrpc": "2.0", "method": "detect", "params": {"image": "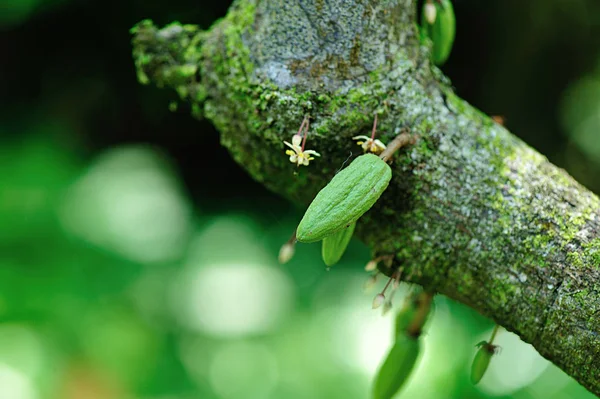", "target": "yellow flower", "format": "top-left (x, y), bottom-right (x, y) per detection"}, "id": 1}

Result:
top-left (352, 135), bottom-right (387, 155)
top-left (284, 134), bottom-right (320, 166)
top-left (353, 114), bottom-right (387, 155)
